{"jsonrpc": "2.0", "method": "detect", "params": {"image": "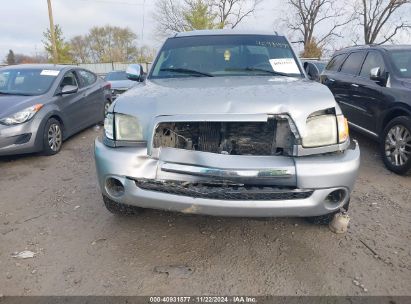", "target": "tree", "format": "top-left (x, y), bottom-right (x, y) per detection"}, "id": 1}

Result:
top-left (284, 0), bottom-right (354, 57)
top-left (300, 38), bottom-right (322, 58)
top-left (211, 0), bottom-right (263, 29)
top-left (69, 35), bottom-right (90, 64)
top-left (357, 0), bottom-right (411, 44)
top-left (6, 50), bottom-right (15, 65)
top-left (183, 0), bottom-right (217, 30)
top-left (86, 25), bottom-right (138, 62)
top-left (154, 0), bottom-right (262, 36)
top-left (43, 24), bottom-right (72, 63)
